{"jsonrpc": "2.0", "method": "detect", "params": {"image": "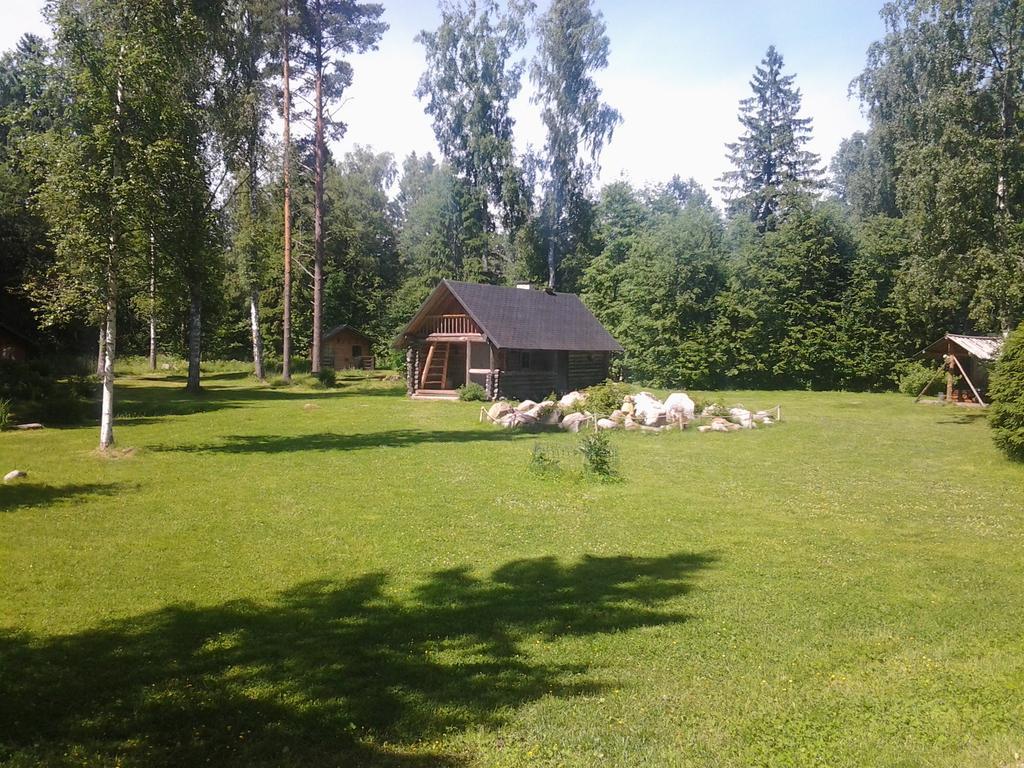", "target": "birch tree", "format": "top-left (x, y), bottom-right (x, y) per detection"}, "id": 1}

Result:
top-left (531, 0), bottom-right (620, 290)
